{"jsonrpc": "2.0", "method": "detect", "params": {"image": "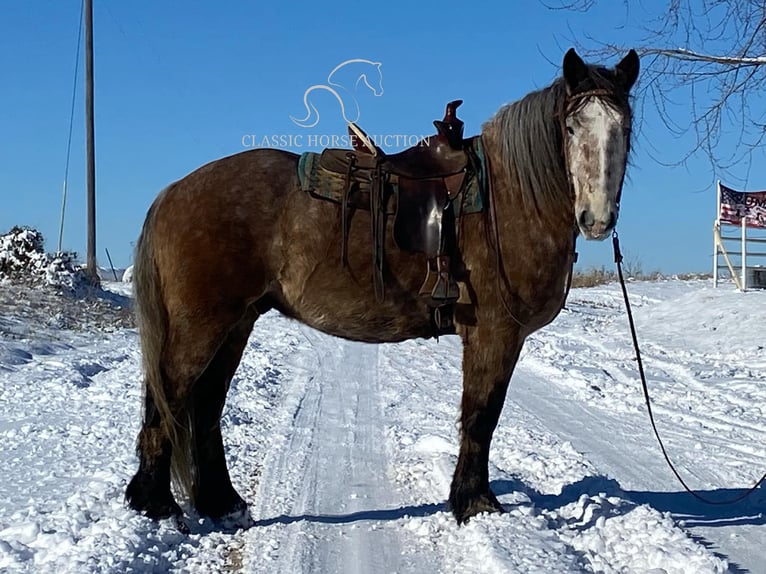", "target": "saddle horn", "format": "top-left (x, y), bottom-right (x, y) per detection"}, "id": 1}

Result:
top-left (433, 99), bottom-right (465, 150)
